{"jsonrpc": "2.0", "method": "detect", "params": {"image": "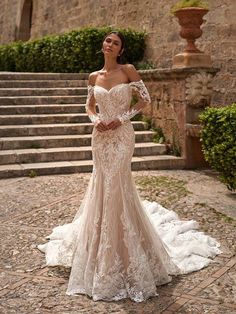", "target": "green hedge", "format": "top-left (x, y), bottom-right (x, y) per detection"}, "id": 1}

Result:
top-left (0, 27), bottom-right (146, 73)
top-left (199, 103), bottom-right (236, 191)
